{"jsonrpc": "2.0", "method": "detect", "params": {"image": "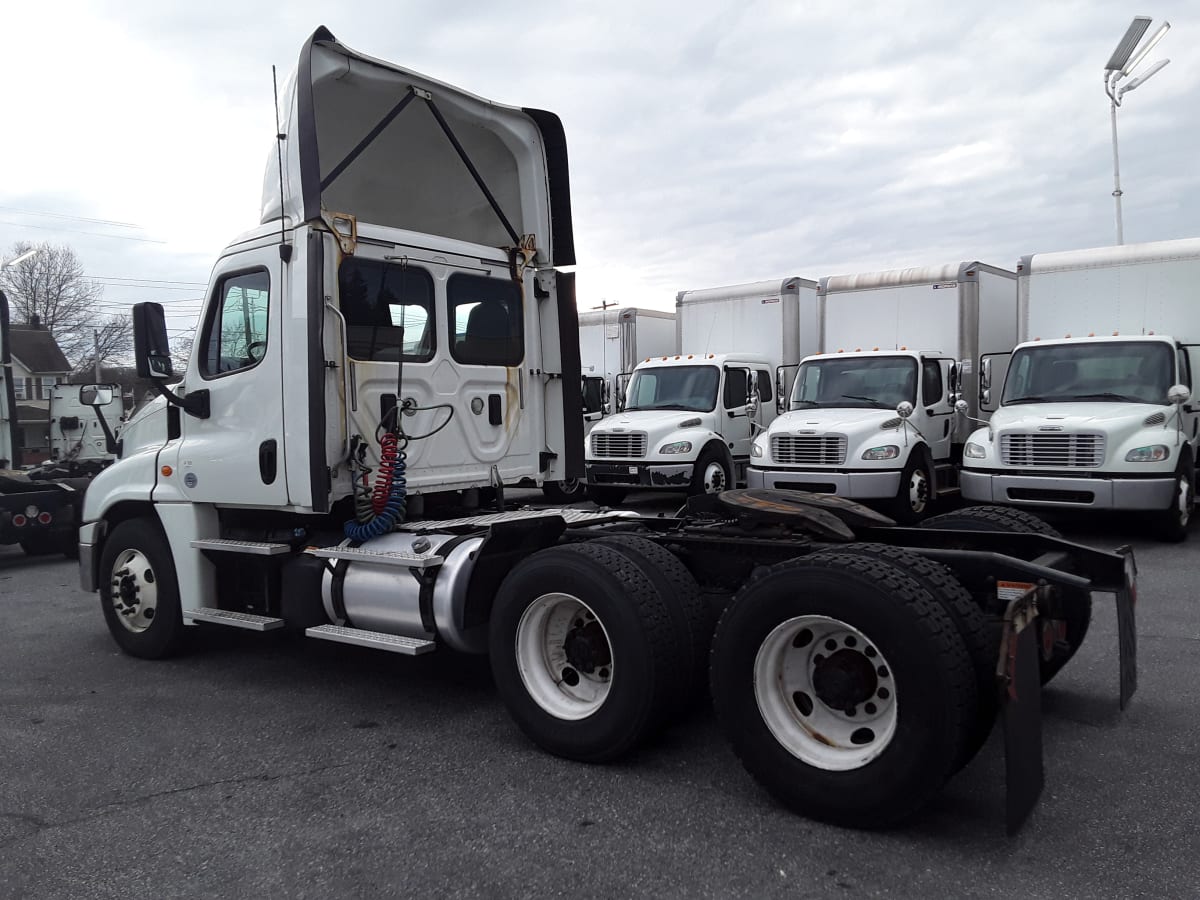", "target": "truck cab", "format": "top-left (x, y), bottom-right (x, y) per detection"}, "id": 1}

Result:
top-left (584, 352), bottom-right (774, 502)
top-left (961, 334), bottom-right (1199, 539)
top-left (748, 349), bottom-right (958, 521)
